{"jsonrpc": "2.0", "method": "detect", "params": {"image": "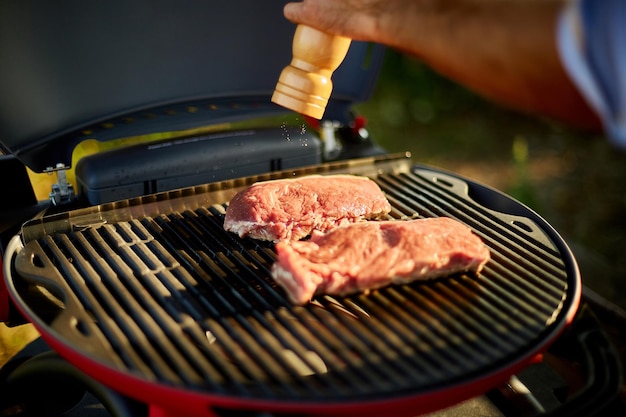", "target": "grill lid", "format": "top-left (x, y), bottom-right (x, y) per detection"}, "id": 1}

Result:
top-left (0, 0), bottom-right (384, 173)
top-left (6, 155), bottom-right (581, 416)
